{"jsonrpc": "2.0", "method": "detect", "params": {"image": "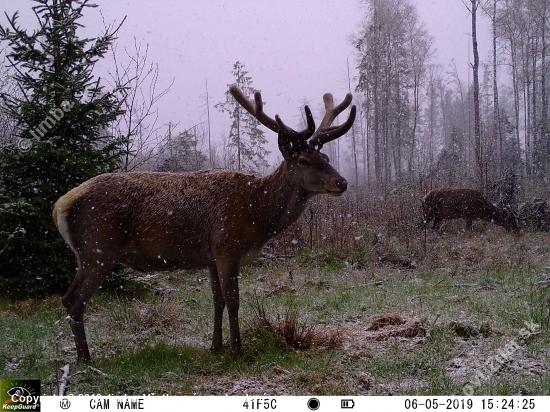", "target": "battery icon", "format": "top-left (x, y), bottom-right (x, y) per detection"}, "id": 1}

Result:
top-left (341, 399), bottom-right (355, 409)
